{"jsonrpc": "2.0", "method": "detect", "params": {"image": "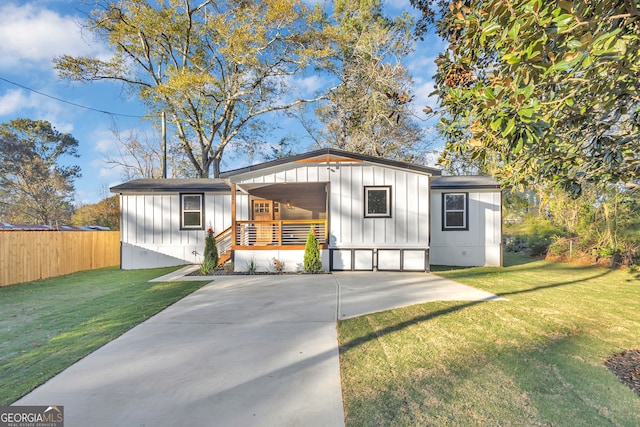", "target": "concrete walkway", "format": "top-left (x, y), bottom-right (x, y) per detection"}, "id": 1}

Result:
top-left (16, 271), bottom-right (500, 427)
